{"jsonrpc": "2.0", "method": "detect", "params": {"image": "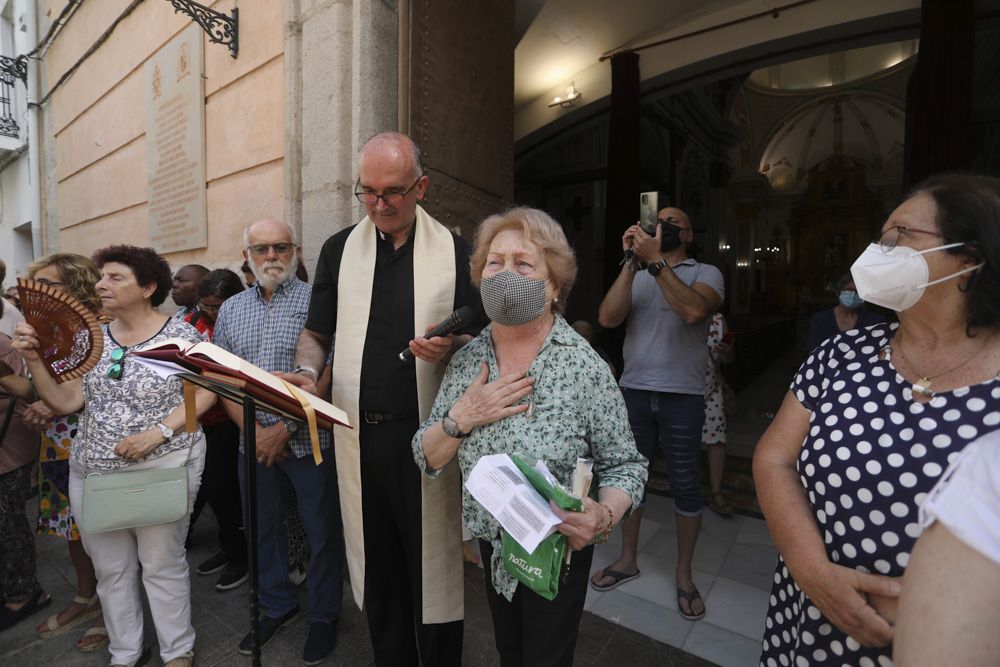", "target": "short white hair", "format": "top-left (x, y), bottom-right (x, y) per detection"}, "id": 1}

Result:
top-left (243, 219), bottom-right (298, 248)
